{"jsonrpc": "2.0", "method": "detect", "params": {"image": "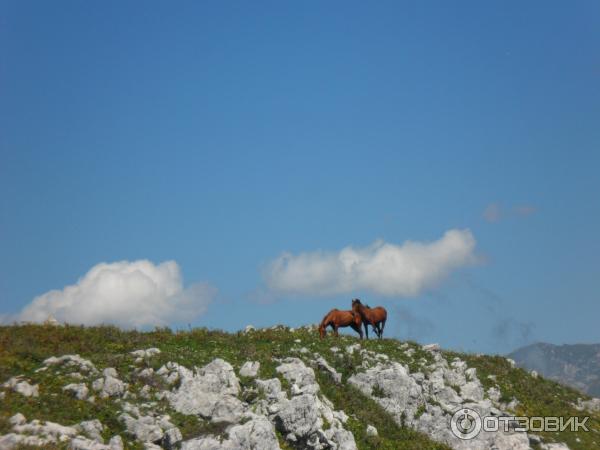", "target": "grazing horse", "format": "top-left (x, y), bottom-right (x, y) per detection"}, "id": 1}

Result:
top-left (319, 309), bottom-right (363, 339)
top-left (351, 298), bottom-right (387, 339)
